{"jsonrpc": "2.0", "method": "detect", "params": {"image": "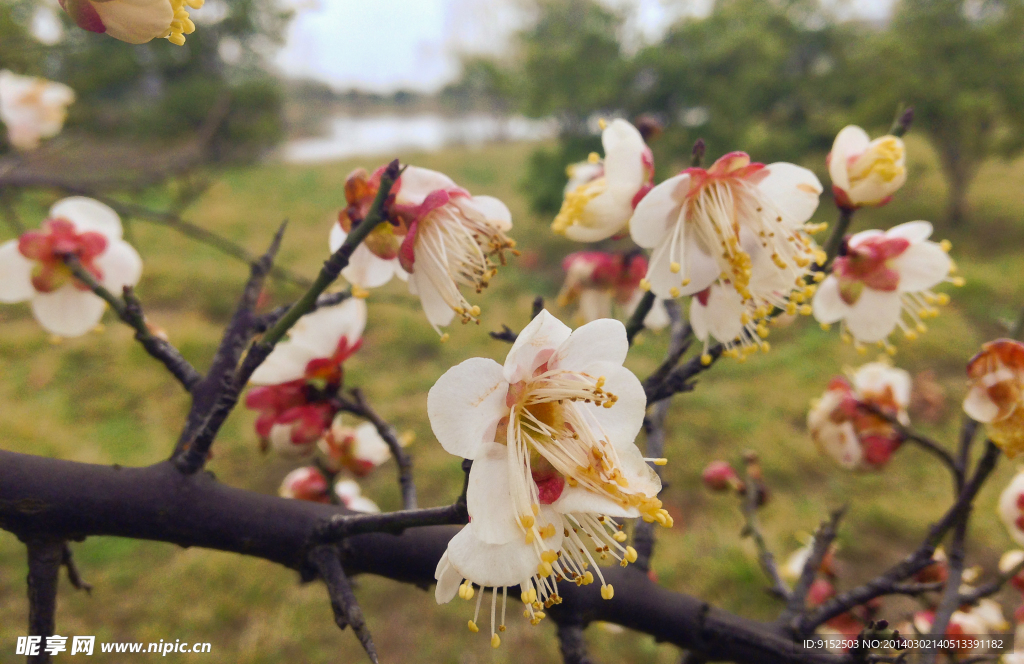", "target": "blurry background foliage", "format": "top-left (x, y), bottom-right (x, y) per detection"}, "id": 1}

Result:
top-left (0, 0), bottom-right (291, 160)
